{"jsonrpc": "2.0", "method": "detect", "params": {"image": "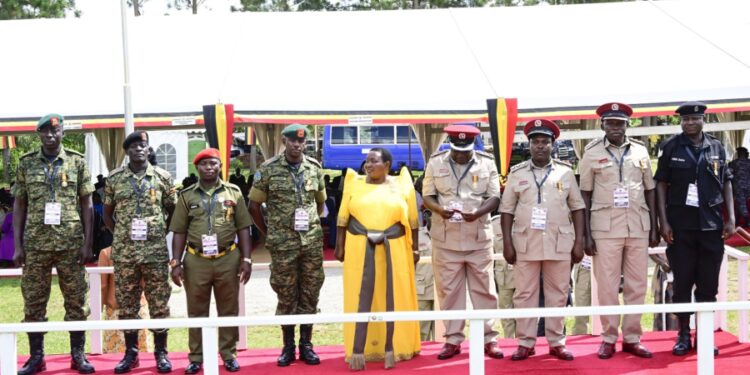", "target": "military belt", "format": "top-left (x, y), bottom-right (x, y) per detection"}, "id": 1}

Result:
top-left (186, 242), bottom-right (237, 259)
